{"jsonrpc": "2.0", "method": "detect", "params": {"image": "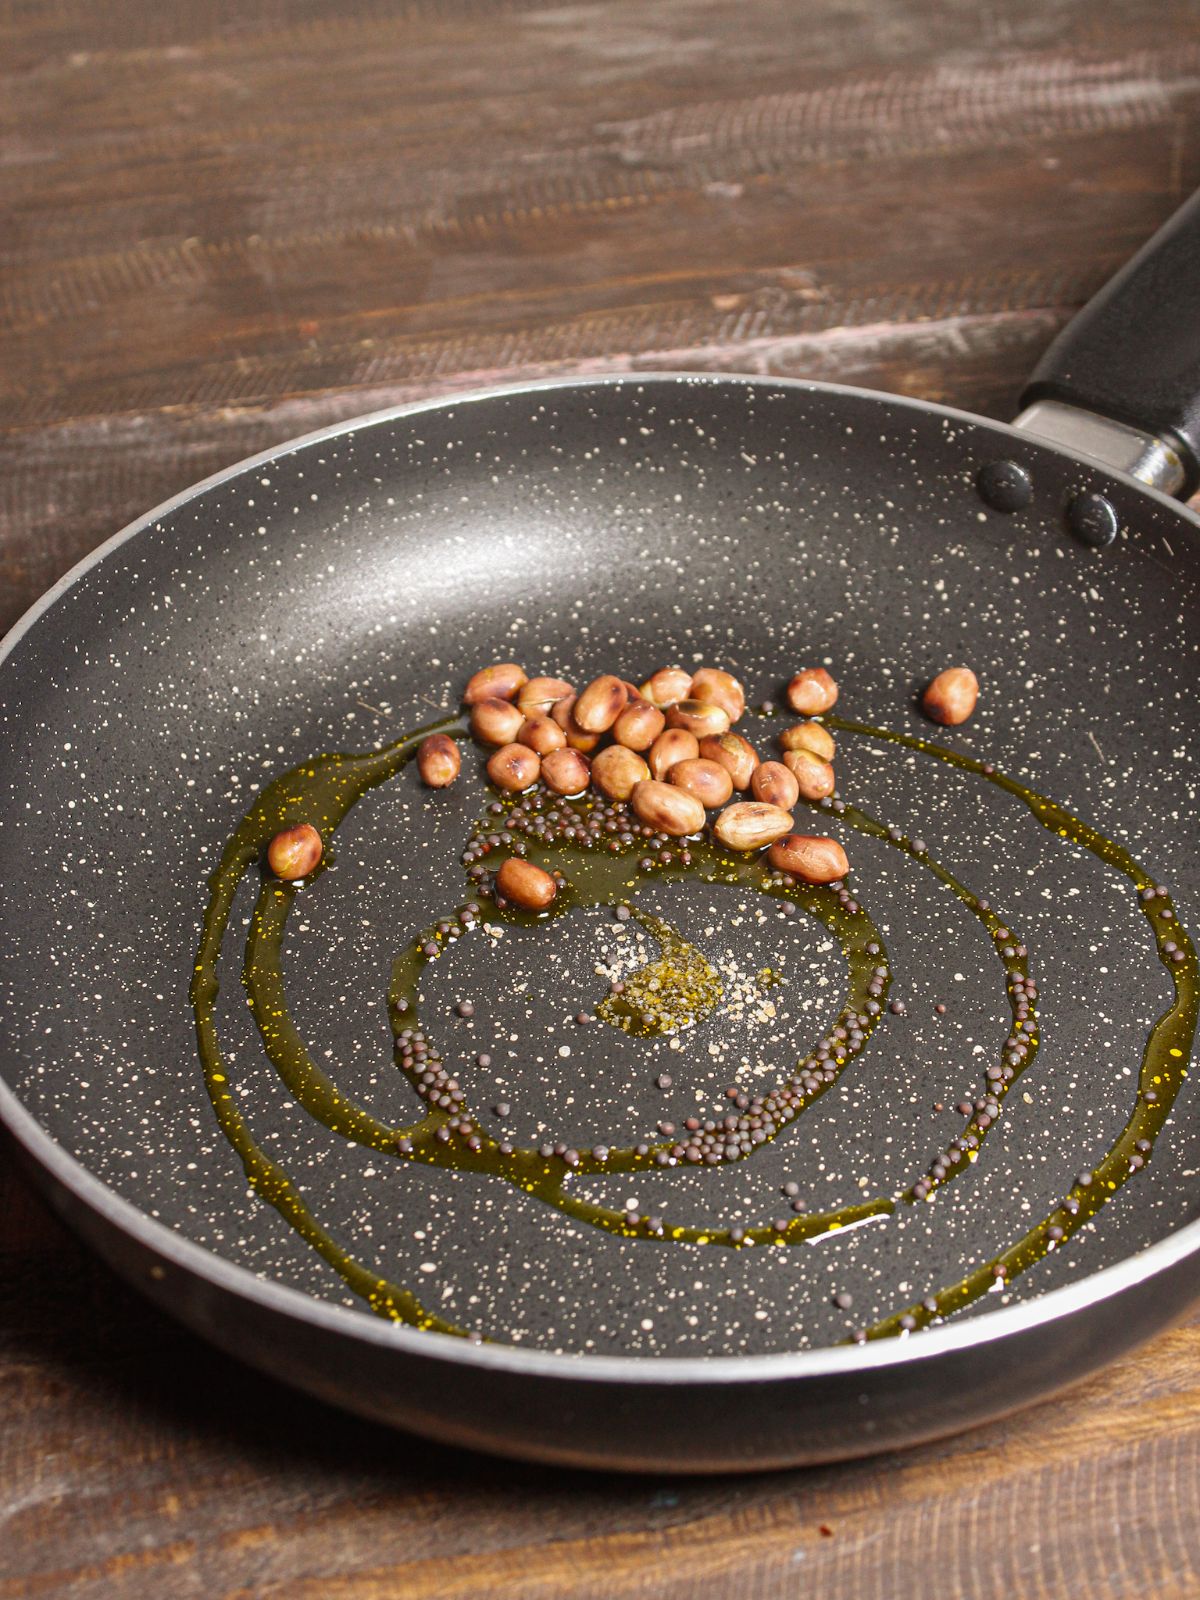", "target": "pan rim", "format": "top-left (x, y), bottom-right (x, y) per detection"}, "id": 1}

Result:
top-left (2, 368), bottom-right (1197, 1384)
